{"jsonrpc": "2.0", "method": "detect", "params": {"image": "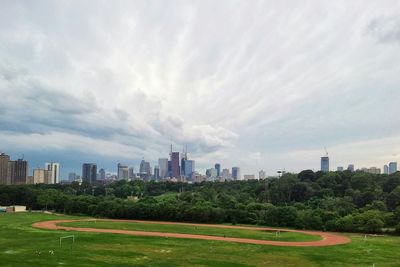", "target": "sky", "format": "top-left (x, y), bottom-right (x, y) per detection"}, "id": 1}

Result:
top-left (1, 0), bottom-right (400, 179)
